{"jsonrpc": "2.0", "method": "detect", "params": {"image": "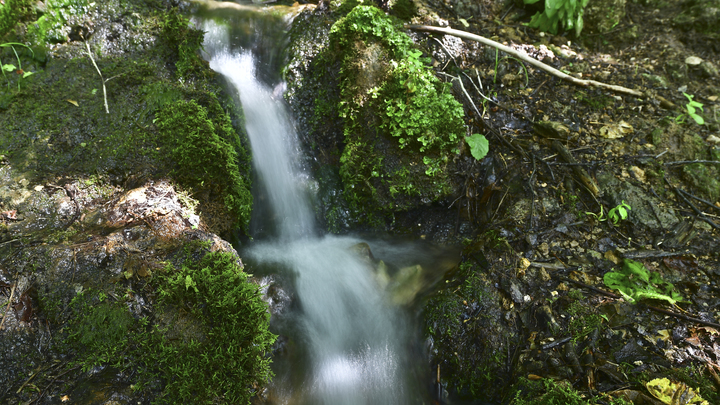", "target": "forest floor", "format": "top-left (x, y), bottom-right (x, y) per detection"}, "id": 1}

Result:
top-left (412, 0), bottom-right (720, 403)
